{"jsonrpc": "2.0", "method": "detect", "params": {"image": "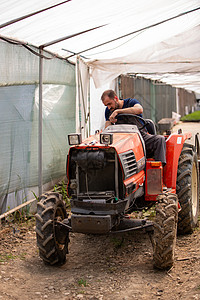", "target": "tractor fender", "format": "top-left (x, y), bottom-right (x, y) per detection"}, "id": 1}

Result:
top-left (164, 132), bottom-right (192, 189)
